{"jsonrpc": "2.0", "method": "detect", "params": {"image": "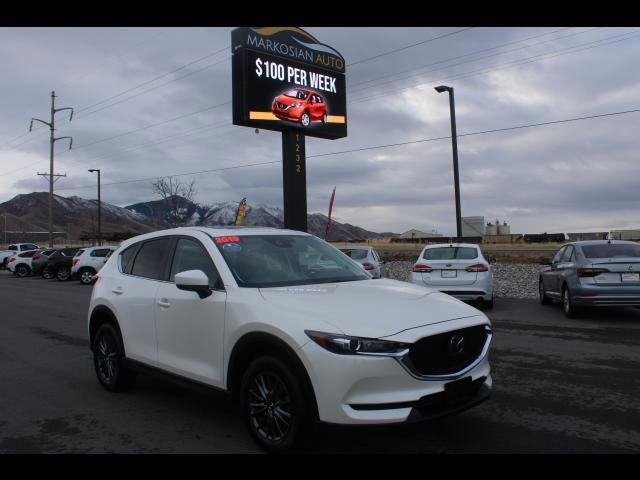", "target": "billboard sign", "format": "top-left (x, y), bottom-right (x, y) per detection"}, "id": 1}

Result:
top-left (232, 27), bottom-right (347, 140)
